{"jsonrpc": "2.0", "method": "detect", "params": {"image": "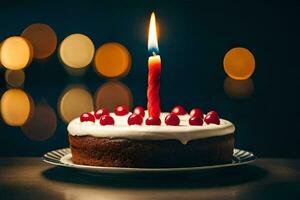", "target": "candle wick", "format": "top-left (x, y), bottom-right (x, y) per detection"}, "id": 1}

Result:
top-left (152, 52), bottom-right (156, 56)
